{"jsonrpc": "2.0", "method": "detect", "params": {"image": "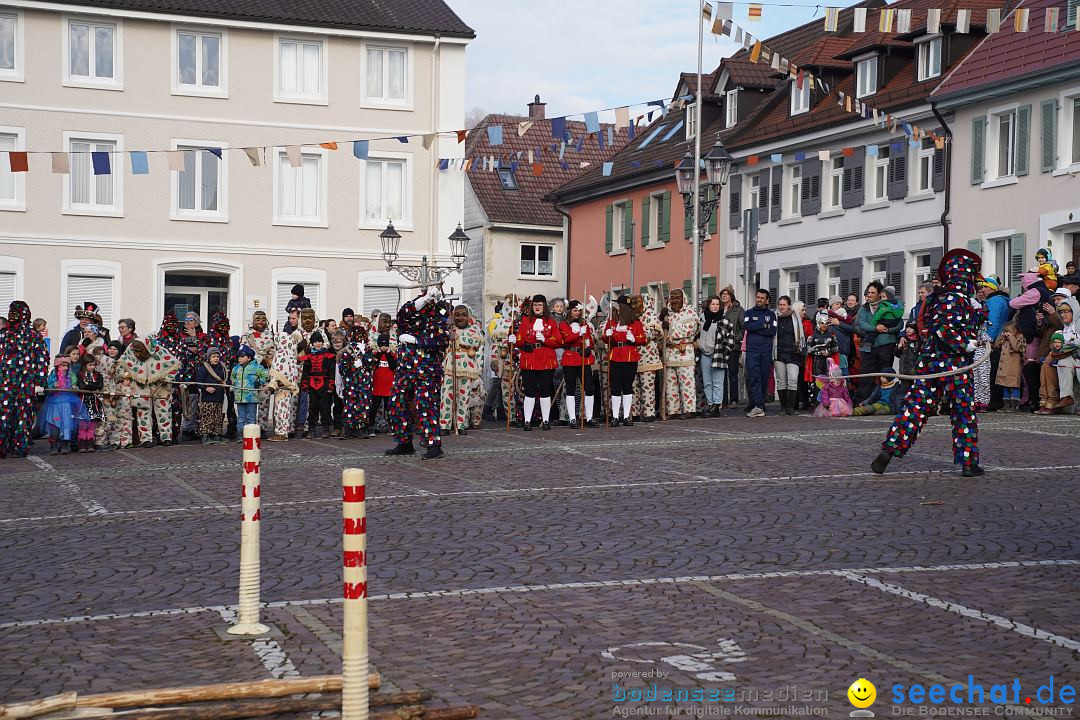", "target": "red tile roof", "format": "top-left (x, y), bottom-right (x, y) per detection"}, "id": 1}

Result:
top-left (934, 0), bottom-right (1080, 100)
top-left (466, 114), bottom-right (630, 226)
top-left (792, 37), bottom-right (856, 69)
